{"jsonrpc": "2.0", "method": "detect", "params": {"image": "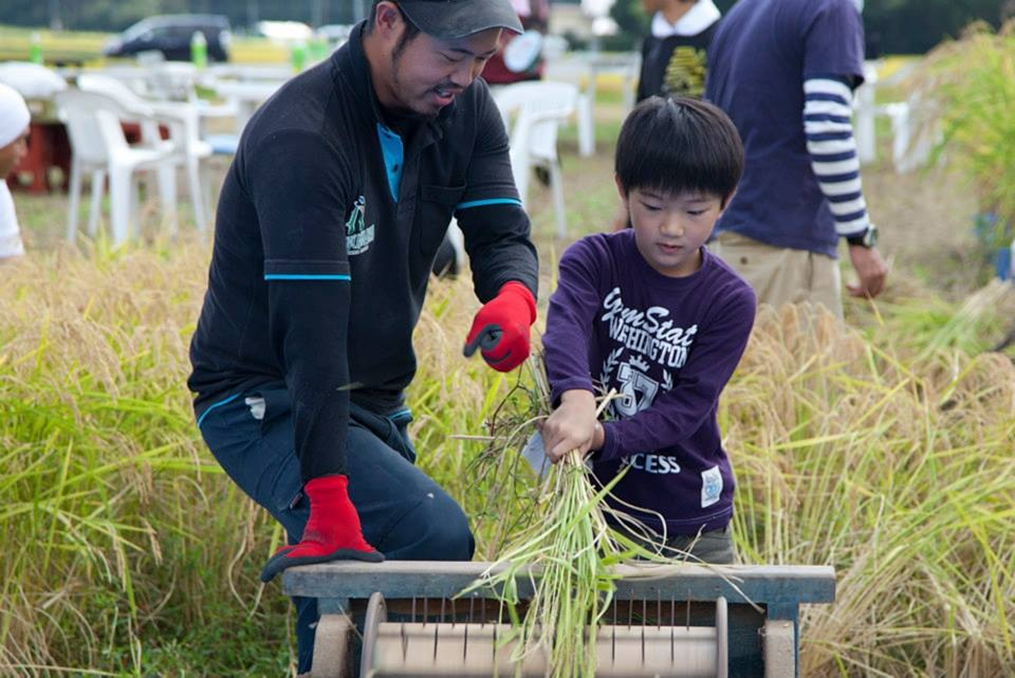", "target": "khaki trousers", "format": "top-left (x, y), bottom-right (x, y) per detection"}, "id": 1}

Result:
top-left (712, 231), bottom-right (844, 319)
top-left (618, 524), bottom-right (736, 564)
